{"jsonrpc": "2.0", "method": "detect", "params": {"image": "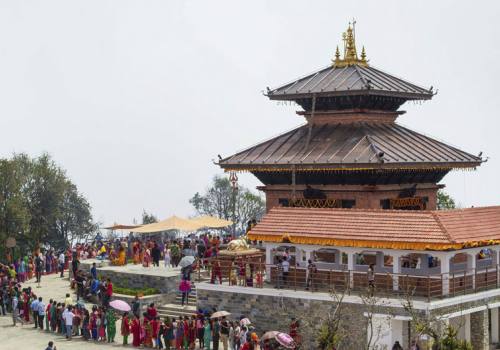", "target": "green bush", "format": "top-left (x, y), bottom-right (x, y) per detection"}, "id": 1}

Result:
top-left (114, 286), bottom-right (160, 296)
